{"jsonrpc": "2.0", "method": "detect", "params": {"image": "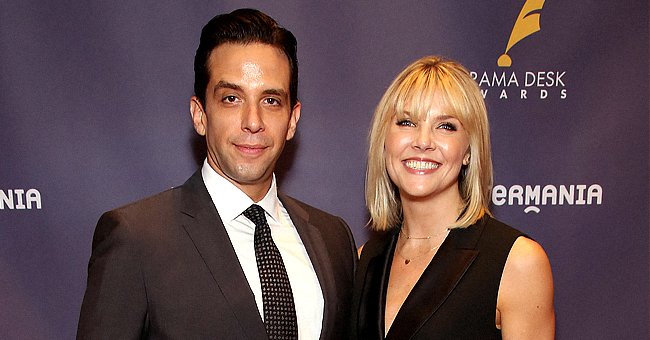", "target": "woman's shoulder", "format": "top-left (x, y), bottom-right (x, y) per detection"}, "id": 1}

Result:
top-left (481, 215), bottom-right (524, 236)
top-left (358, 228), bottom-right (397, 258)
top-left (503, 222), bottom-right (551, 280)
top-left (465, 215), bottom-right (527, 250)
